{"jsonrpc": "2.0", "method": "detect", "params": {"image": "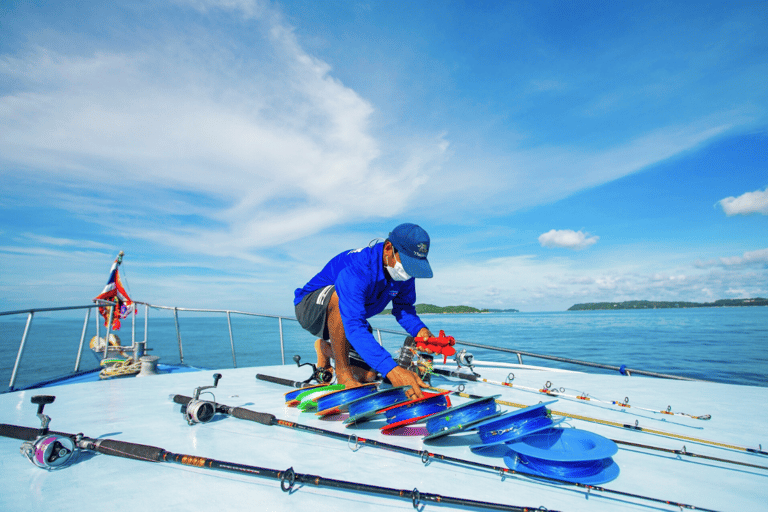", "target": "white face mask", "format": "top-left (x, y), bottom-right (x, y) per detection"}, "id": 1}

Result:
top-left (386, 260), bottom-right (411, 281)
